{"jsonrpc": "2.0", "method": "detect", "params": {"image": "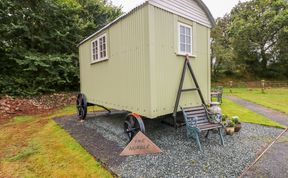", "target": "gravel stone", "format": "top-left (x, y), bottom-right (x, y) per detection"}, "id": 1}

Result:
top-left (55, 111), bottom-right (283, 177)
